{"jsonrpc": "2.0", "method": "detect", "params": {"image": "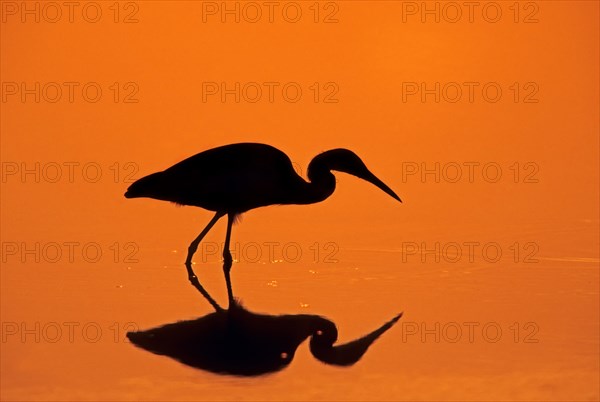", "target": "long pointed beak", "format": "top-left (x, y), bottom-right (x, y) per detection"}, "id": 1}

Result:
top-left (364, 171), bottom-right (402, 203)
